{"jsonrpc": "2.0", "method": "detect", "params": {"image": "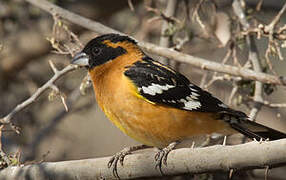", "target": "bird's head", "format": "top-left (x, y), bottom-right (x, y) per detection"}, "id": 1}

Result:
top-left (71, 33), bottom-right (140, 69)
